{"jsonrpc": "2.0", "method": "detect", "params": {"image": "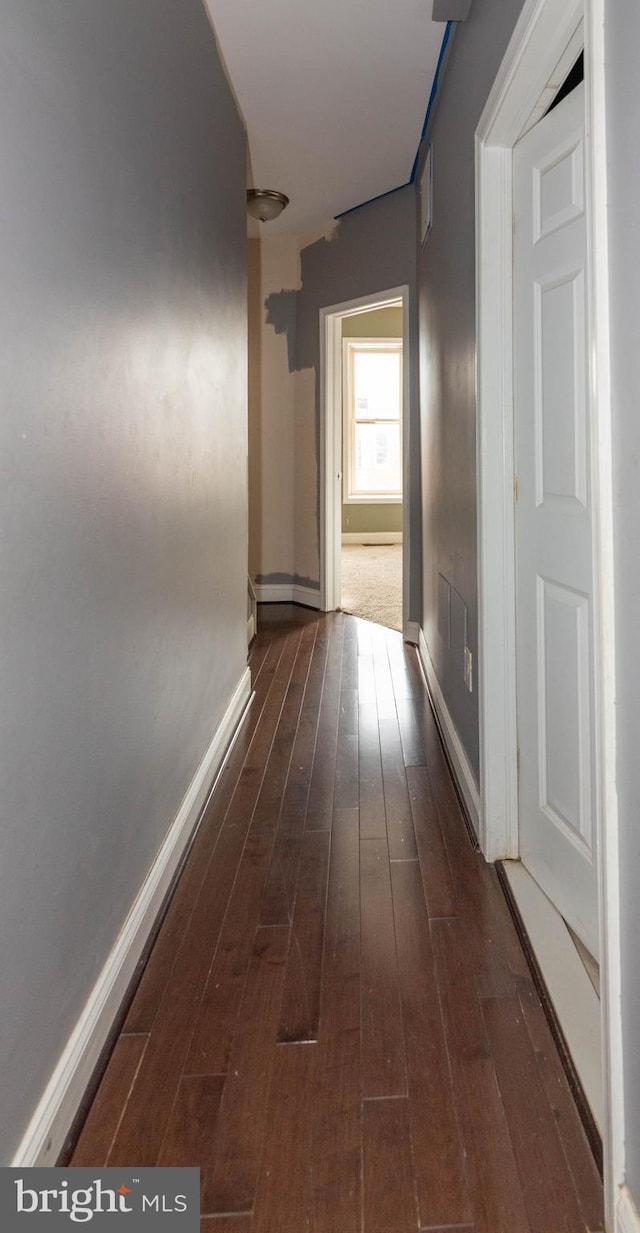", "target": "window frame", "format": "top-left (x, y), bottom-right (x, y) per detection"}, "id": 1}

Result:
top-left (342, 337), bottom-right (403, 504)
